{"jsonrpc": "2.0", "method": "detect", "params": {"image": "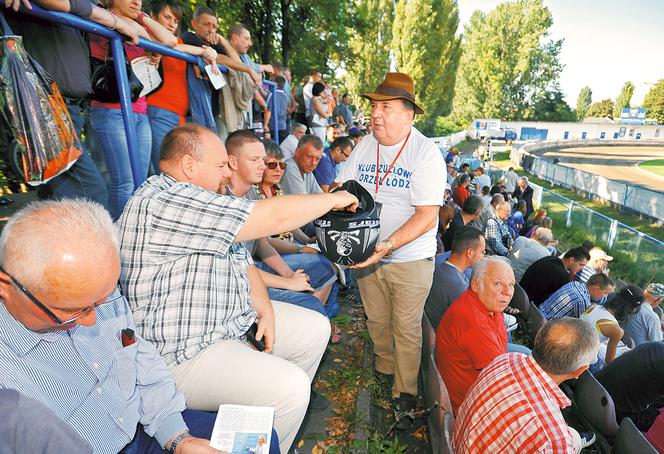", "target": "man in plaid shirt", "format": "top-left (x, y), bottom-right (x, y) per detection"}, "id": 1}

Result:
top-left (116, 124), bottom-right (358, 452)
top-left (454, 318), bottom-right (599, 453)
top-left (484, 200), bottom-right (513, 256)
top-left (540, 273), bottom-right (614, 320)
